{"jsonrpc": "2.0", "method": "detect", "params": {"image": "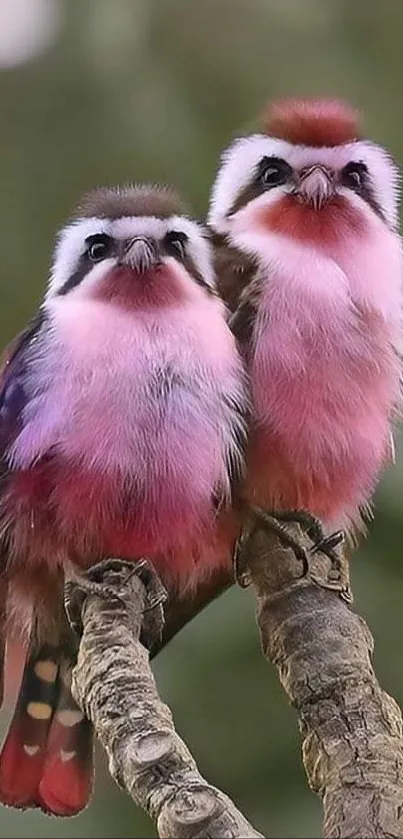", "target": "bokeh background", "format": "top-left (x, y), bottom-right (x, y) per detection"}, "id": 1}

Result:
top-left (0, 0), bottom-right (402, 836)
